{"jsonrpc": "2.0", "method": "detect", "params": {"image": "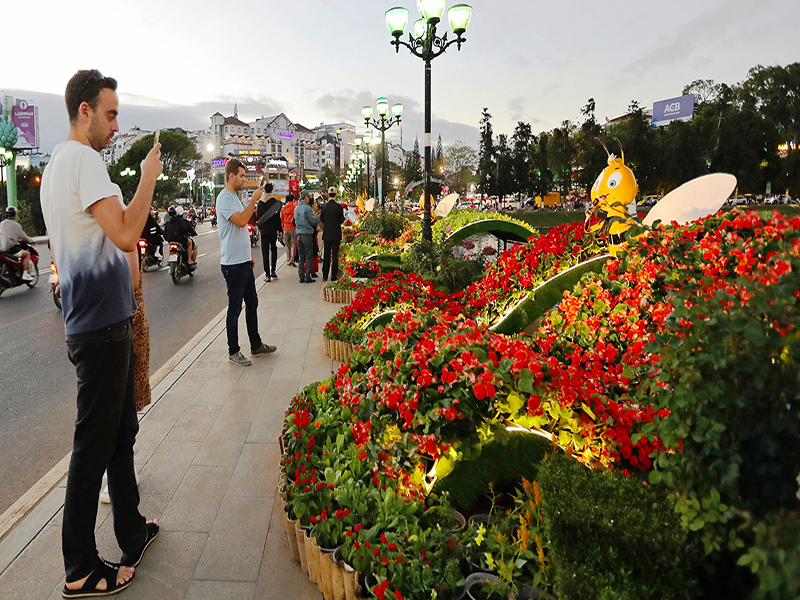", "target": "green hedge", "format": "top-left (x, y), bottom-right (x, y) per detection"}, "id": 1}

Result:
top-left (433, 432), bottom-right (551, 513)
top-left (538, 454), bottom-right (692, 600)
